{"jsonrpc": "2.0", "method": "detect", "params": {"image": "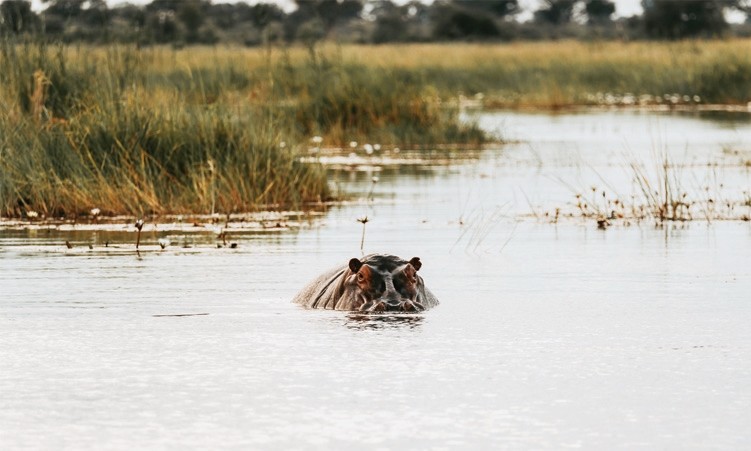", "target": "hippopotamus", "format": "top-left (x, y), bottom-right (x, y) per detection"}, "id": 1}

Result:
top-left (292, 254), bottom-right (439, 312)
